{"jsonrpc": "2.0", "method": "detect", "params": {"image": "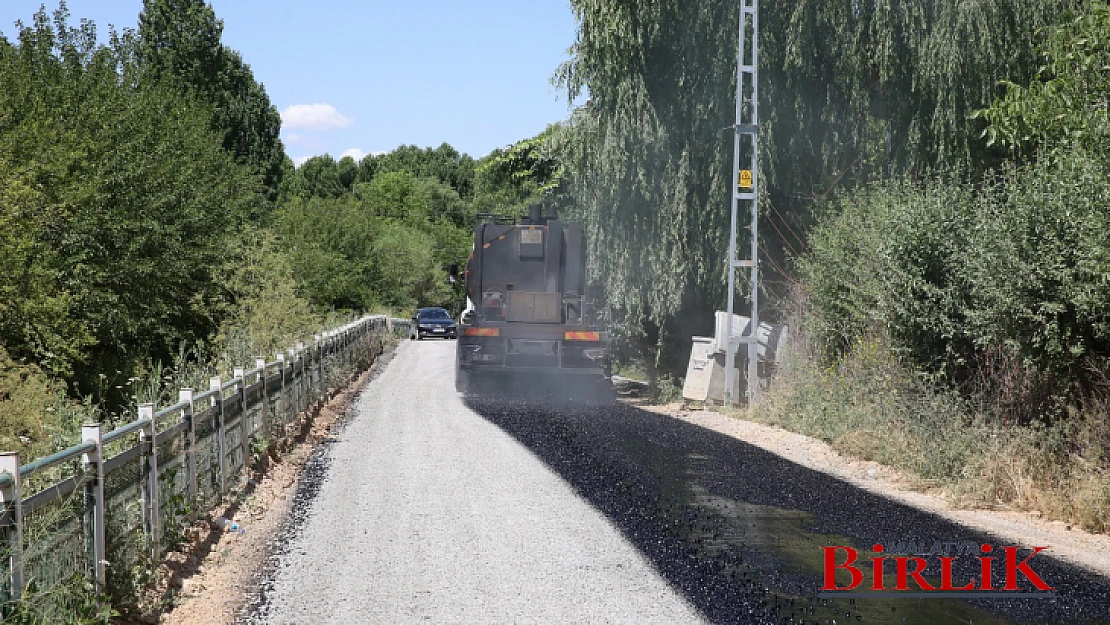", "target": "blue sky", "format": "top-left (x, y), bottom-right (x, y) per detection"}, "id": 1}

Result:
top-left (0, 1), bottom-right (583, 164)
